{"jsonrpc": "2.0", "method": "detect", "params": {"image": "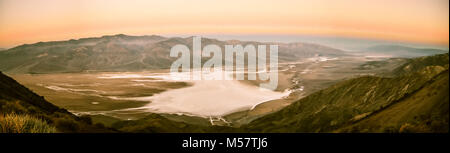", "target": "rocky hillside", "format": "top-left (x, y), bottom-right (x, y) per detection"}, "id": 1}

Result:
top-left (336, 70), bottom-right (448, 132)
top-left (0, 71), bottom-right (113, 132)
top-left (0, 34), bottom-right (347, 74)
top-left (392, 53), bottom-right (449, 76)
top-left (243, 53), bottom-right (449, 133)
